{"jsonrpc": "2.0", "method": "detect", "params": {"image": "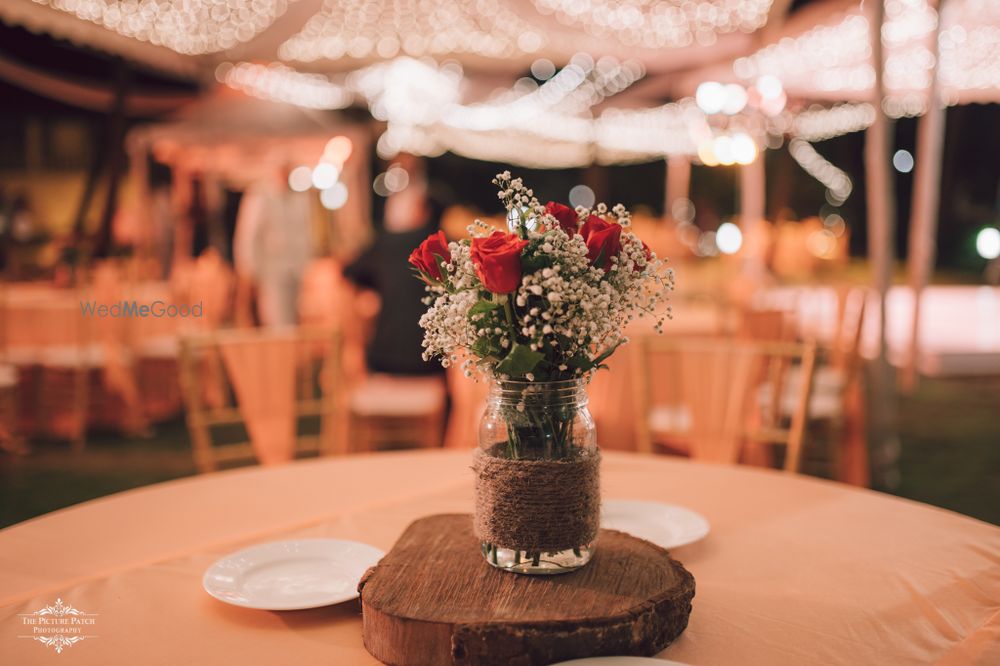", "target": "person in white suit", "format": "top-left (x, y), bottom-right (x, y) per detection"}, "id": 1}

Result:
top-left (233, 167), bottom-right (313, 327)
